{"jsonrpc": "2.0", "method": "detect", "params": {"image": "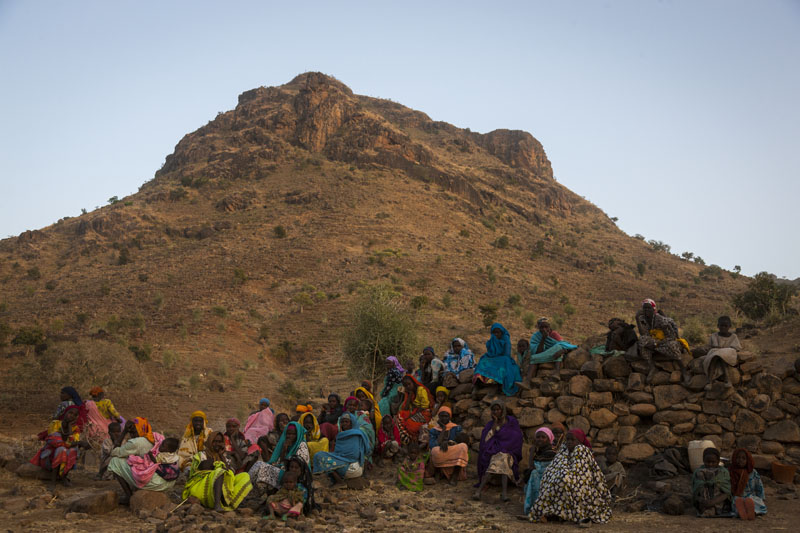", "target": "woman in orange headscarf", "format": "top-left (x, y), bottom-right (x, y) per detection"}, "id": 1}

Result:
top-left (178, 411), bottom-right (212, 471)
top-left (395, 374), bottom-right (431, 444)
